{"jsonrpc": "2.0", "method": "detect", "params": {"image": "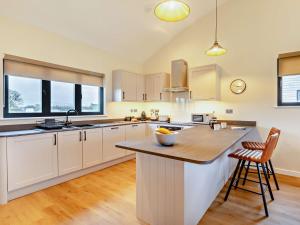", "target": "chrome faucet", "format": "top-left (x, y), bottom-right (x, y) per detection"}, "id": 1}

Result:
top-left (65, 109), bottom-right (78, 126)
